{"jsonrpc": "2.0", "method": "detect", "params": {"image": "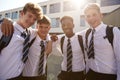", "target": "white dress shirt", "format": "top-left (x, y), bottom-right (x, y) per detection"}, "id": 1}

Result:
top-left (113, 26), bottom-right (120, 80)
top-left (85, 23), bottom-right (119, 74)
top-left (23, 30), bottom-right (50, 76)
top-left (0, 22), bottom-right (26, 80)
top-left (53, 34), bottom-right (85, 72)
